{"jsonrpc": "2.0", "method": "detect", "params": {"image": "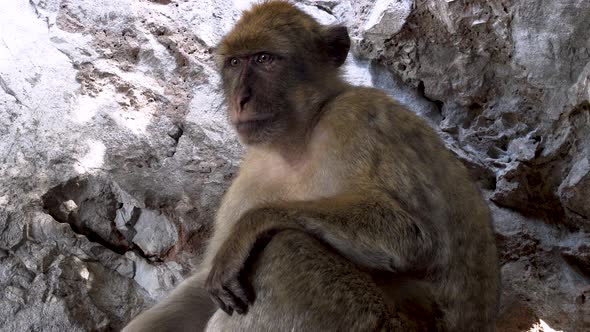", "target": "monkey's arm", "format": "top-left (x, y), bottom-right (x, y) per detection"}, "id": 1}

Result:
top-left (206, 196), bottom-right (438, 315)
